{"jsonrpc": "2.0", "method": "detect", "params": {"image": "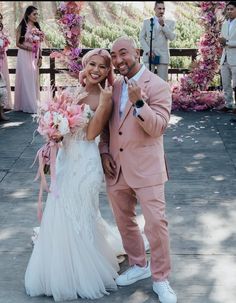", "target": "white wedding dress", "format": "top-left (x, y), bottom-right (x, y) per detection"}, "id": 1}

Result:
top-left (25, 105), bottom-right (120, 301)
